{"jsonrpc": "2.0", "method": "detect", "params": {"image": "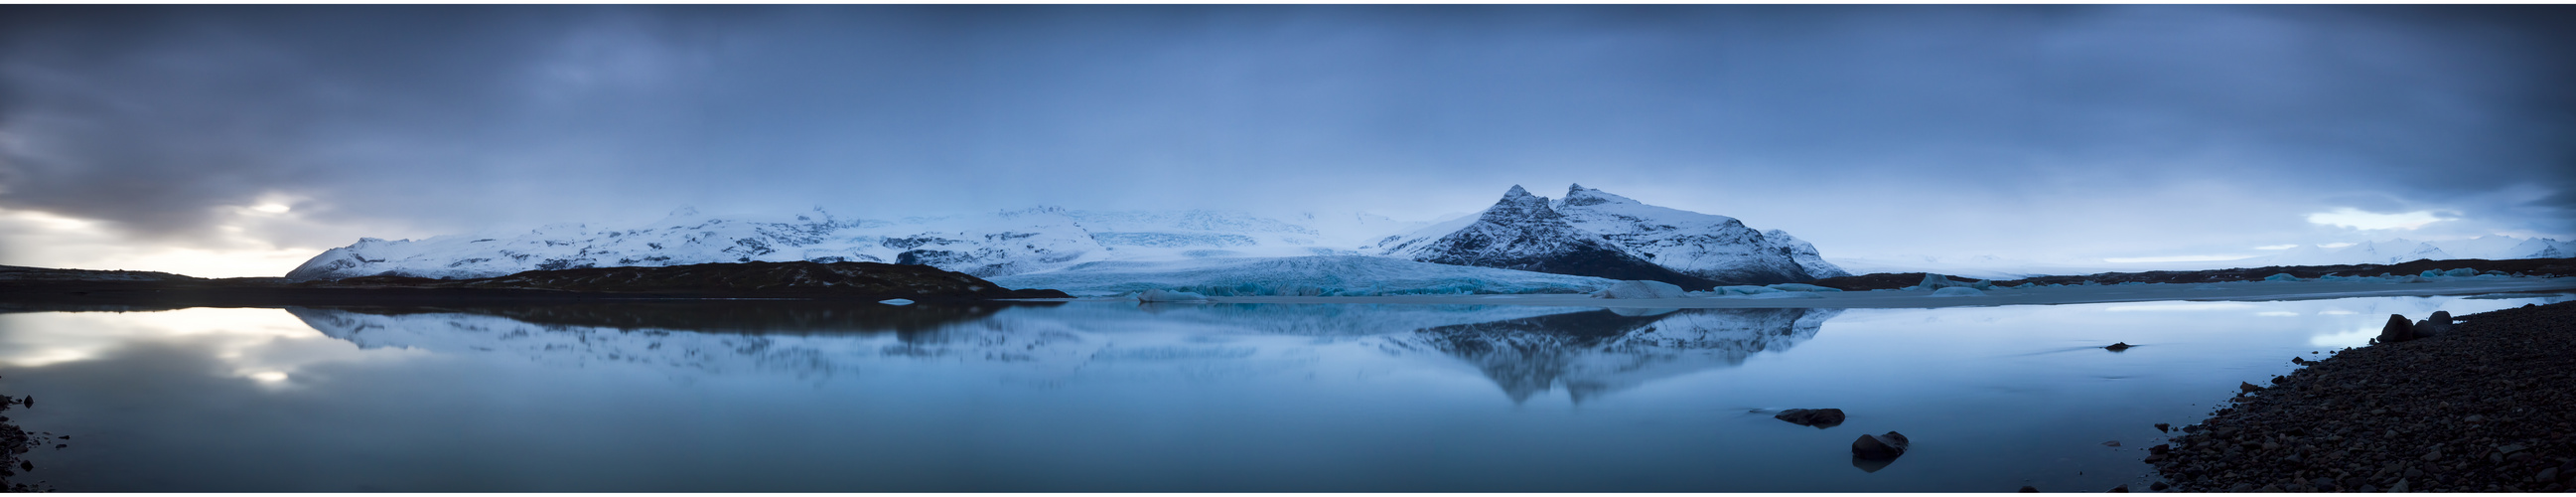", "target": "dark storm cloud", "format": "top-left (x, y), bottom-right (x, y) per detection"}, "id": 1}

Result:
top-left (1, 5), bottom-right (2570, 251)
